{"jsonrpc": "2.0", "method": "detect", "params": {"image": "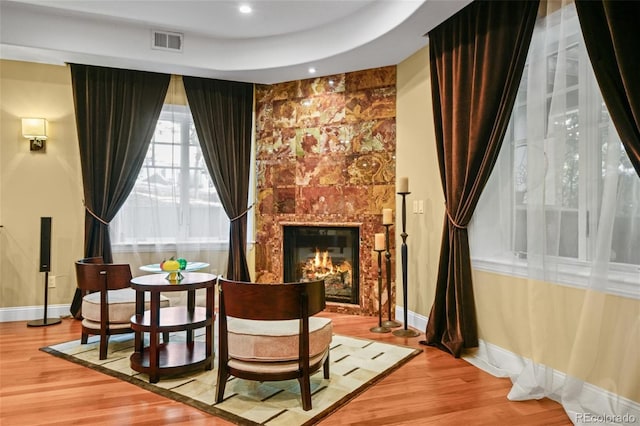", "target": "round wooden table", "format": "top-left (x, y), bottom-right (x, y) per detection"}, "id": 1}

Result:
top-left (129, 272), bottom-right (216, 383)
